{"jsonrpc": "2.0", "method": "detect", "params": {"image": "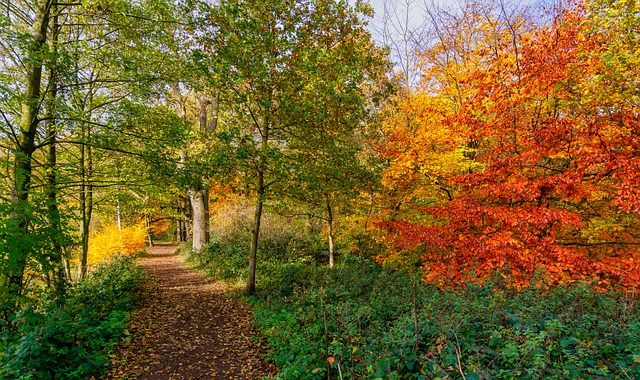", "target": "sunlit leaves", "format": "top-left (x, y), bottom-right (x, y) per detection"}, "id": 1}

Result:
top-left (87, 222), bottom-right (148, 264)
top-left (378, 0), bottom-right (640, 289)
